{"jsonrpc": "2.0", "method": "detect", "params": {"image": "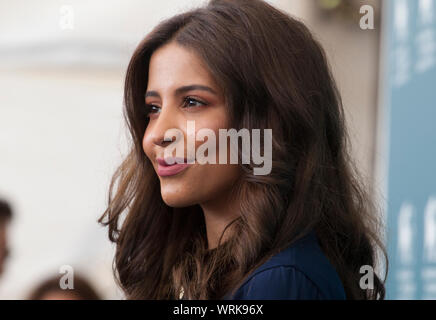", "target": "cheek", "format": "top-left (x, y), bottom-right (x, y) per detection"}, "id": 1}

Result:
top-left (160, 129), bottom-right (240, 207)
top-left (159, 163), bottom-right (240, 207)
top-left (142, 127), bottom-right (154, 160)
top-left (192, 163), bottom-right (240, 200)
top-left (157, 107), bottom-right (237, 207)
